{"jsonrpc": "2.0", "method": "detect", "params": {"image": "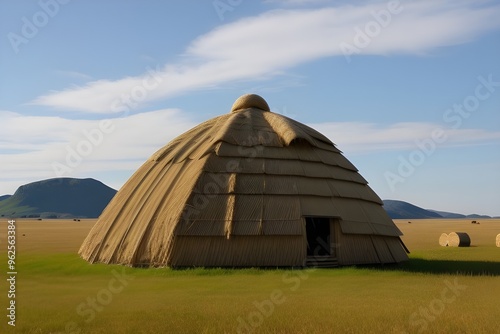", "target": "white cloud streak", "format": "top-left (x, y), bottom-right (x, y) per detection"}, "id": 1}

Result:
top-left (0, 109), bottom-right (195, 194)
top-left (312, 121), bottom-right (500, 153)
top-left (32, 0), bottom-right (500, 113)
